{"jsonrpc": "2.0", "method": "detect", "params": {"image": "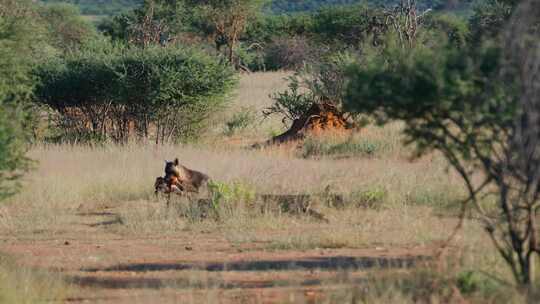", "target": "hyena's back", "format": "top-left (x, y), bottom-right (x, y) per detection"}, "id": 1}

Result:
top-left (179, 165), bottom-right (210, 193)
